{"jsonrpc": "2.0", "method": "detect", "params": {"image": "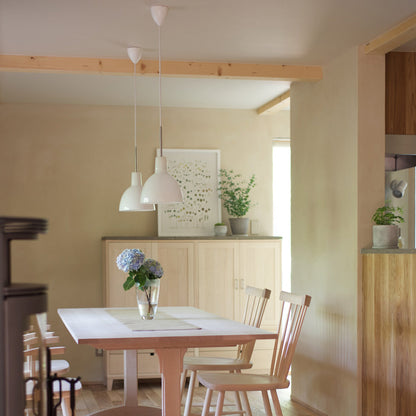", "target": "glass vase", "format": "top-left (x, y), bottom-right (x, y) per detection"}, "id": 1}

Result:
top-left (135, 279), bottom-right (160, 320)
